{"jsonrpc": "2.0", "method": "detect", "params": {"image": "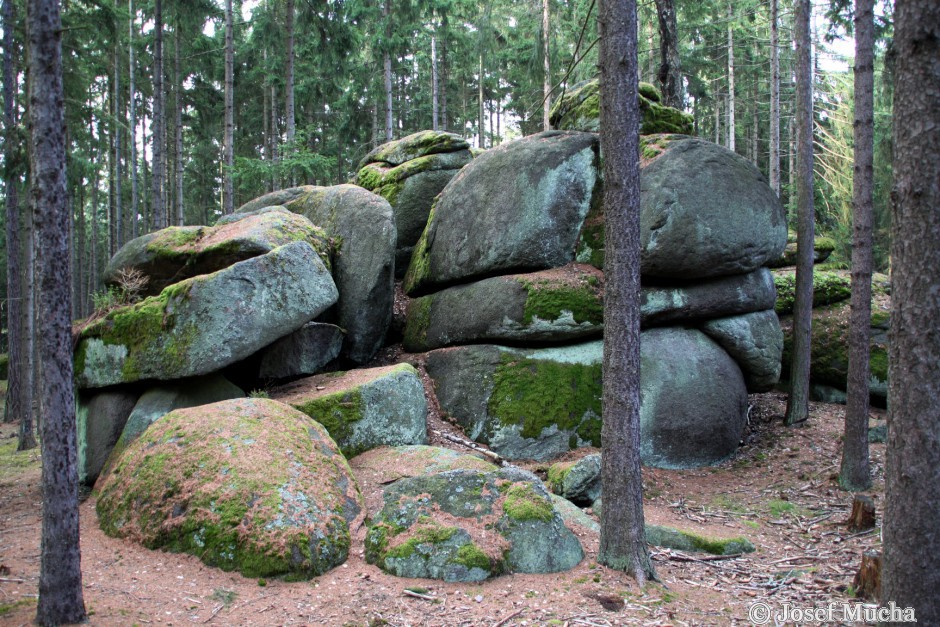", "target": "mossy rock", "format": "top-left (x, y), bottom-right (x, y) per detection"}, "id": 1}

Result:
top-left (75, 241), bottom-right (338, 389)
top-left (403, 264), bottom-right (604, 352)
top-left (549, 79), bottom-right (692, 134)
top-left (767, 235), bottom-right (836, 268)
top-left (350, 445), bottom-right (497, 486)
top-left (238, 185), bottom-right (394, 365)
top-left (256, 322), bottom-right (344, 380)
top-left (357, 130), bottom-right (470, 170)
top-left (104, 207), bottom-right (331, 297)
top-left (365, 467), bottom-right (582, 581)
top-left (701, 309), bottom-right (783, 393)
top-left (96, 398), bottom-right (363, 579)
top-left (772, 269), bottom-right (852, 315)
top-left (271, 364), bottom-right (428, 458)
top-left (547, 453), bottom-right (601, 506)
top-left (780, 297), bottom-right (889, 404)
